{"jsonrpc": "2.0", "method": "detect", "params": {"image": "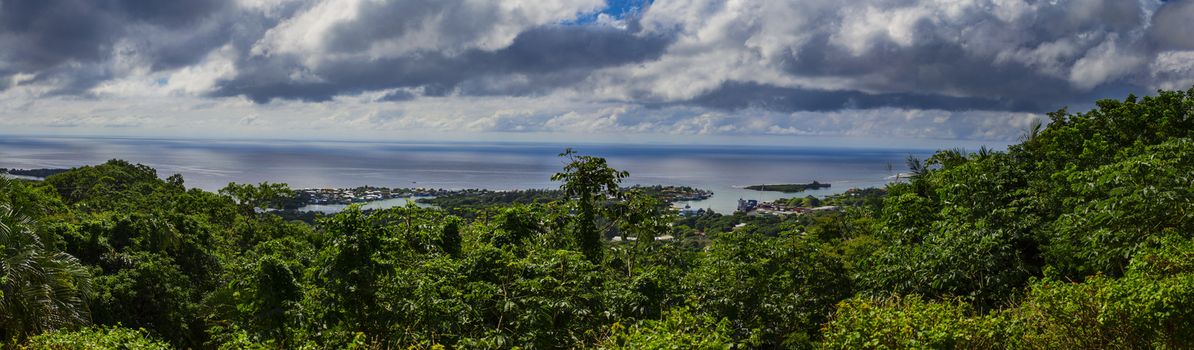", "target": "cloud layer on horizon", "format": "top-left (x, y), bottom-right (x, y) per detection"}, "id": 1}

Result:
top-left (2, 0), bottom-right (1192, 142)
